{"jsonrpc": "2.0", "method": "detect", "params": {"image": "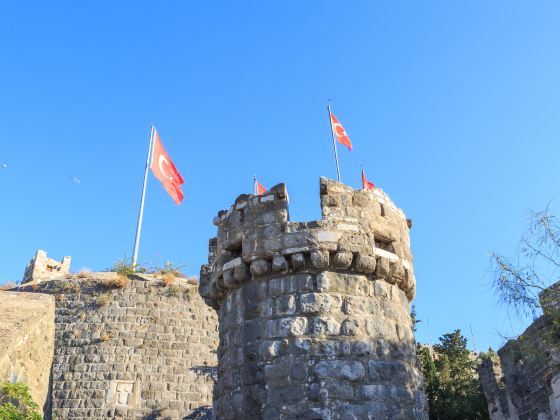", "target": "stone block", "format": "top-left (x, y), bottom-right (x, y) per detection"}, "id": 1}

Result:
top-left (315, 230), bottom-right (341, 243)
top-left (310, 317), bottom-right (340, 336)
top-left (234, 263), bottom-right (251, 283)
top-left (300, 293), bottom-right (334, 314)
top-left (223, 269), bottom-right (235, 288)
top-left (259, 340), bottom-right (282, 360)
top-left (358, 384), bottom-right (389, 400)
top-left (313, 360), bottom-right (365, 381)
top-left (275, 295), bottom-right (296, 316)
top-left (266, 317), bottom-right (308, 338)
top-left (271, 255), bottom-right (289, 274)
top-left (290, 253), bottom-right (306, 270)
top-left (355, 254), bottom-right (377, 274)
top-left (324, 382), bottom-right (353, 399)
top-left (310, 250), bottom-right (329, 270)
top-left (250, 259), bottom-right (269, 276)
top-left (223, 257), bottom-right (244, 271)
top-left (341, 318), bottom-right (359, 336)
top-left (376, 258), bottom-right (391, 278)
top-left (333, 252), bottom-right (354, 269)
top-left (368, 361), bottom-right (408, 384)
